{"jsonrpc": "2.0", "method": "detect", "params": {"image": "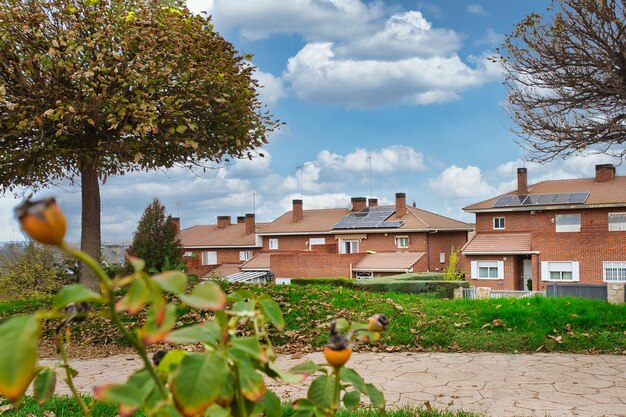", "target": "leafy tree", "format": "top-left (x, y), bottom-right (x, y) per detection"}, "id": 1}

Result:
top-left (0, 0), bottom-right (277, 290)
top-left (126, 198), bottom-right (182, 273)
top-left (500, 0), bottom-right (626, 161)
top-left (443, 246), bottom-right (462, 281)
